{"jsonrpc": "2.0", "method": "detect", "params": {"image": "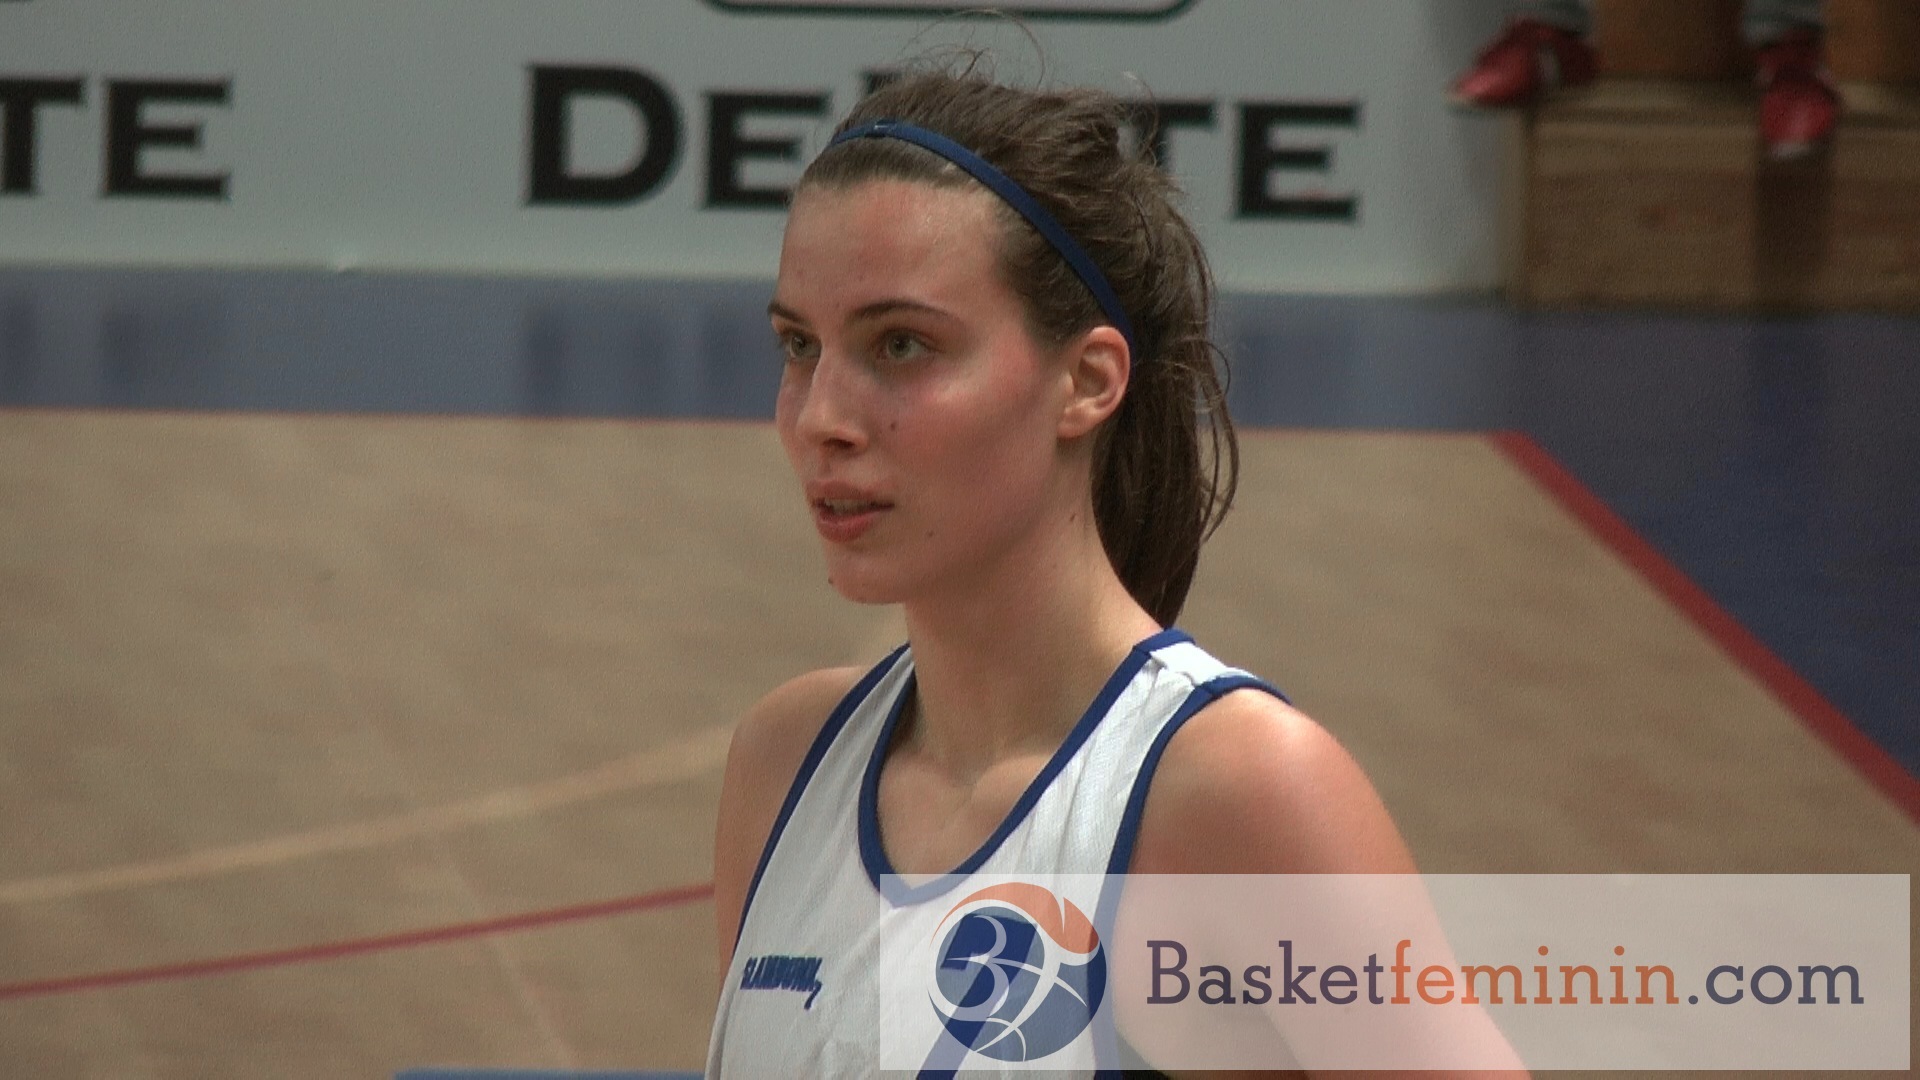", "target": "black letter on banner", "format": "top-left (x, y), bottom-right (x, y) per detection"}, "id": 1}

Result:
top-left (0, 77), bottom-right (85, 195)
top-left (1797, 964), bottom-right (1862, 1005)
top-left (1320, 964), bottom-right (1359, 1006)
top-left (527, 66), bottom-right (680, 205)
top-left (1749, 965), bottom-right (1793, 1005)
top-left (705, 92), bottom-right (828, 210)
top-left (1275, 940), bottom-right (1318, 1004)
top-left (104, 79), bottom-right (231, 199)
top-left (1236, 101), bottom-right (1359, 221)
top-left (1198, 965), bottom-right (1234, 1005)
top-left (1125, 99), bottom-right (1213, 172)
top-left (1146, 940), bottom-right (1190, 1004)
